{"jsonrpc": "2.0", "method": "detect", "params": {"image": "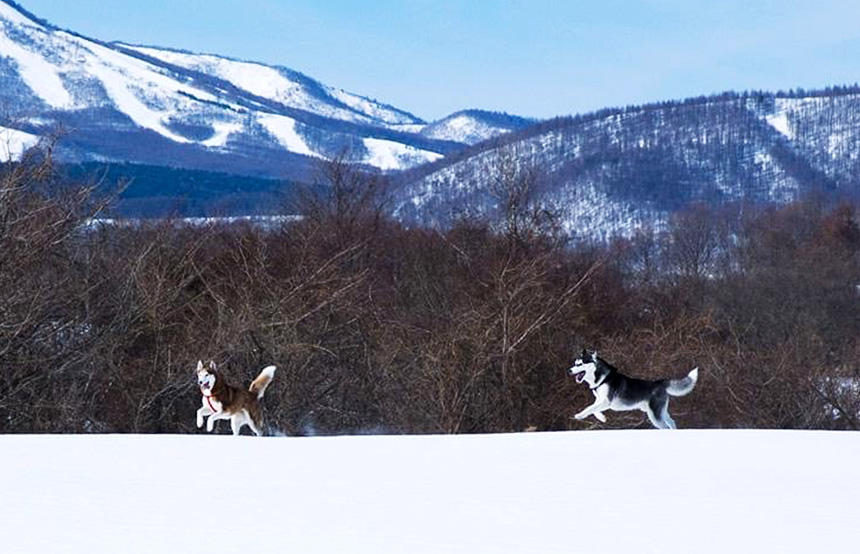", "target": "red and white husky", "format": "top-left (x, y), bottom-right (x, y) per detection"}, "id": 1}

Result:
top-left (195, 360), bottom-right (276, 436)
